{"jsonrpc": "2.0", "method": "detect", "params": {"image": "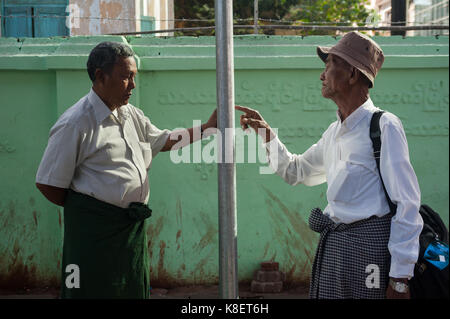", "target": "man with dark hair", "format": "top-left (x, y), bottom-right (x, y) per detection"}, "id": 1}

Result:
top-left (86, 41), bottom-right (135, 81)
top-left (36, 41), bottom-right (217, 299)
top-left (236, 32), bottom-right (423, 299)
